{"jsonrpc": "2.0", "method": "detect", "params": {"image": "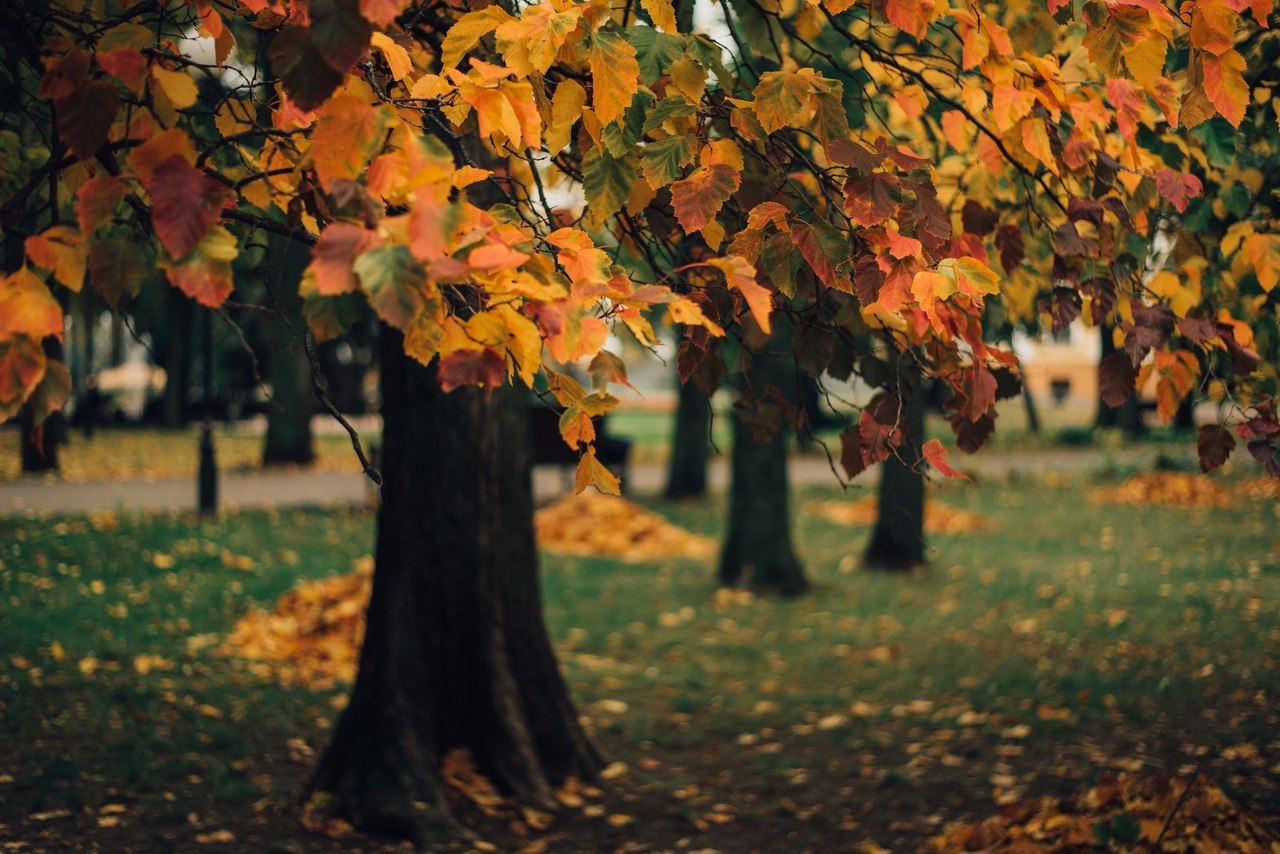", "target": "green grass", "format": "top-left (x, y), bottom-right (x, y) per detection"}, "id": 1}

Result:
top-left (1, 475), bottom-right (1278, 849)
